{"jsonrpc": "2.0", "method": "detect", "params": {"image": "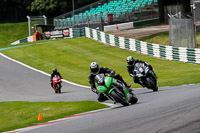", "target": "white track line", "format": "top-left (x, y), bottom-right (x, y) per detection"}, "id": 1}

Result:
top-left (0, 52), bottom-right (90, 89)
top-left (0, 52), bottom-right (146, 90)
top-left (3, 106), bottom-right (116, 133)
